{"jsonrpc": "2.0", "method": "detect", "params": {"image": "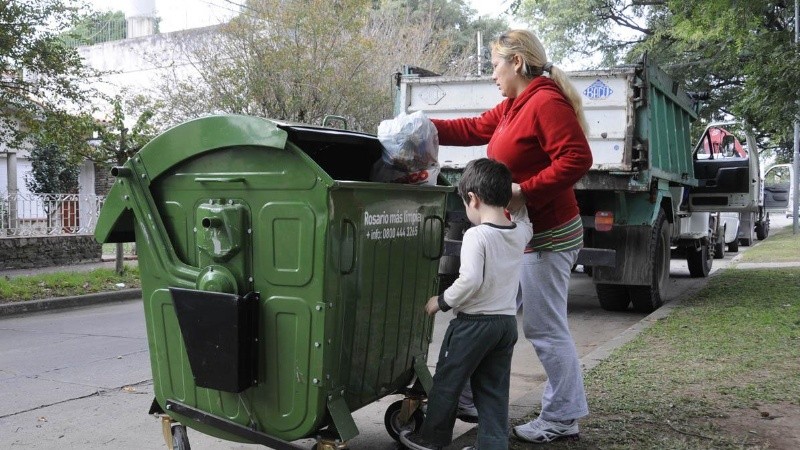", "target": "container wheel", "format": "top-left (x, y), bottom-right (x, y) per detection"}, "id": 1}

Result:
top-left (384, 399), bottom-right (424, 442)
top-left (687, 239), bottom-right (712, 278)
top-left (171, 424), bottom-right (191, 450)
top-left (596, 284), bottom-right (630, 311)
top-left (628, 209), bottom-right (671, 313)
